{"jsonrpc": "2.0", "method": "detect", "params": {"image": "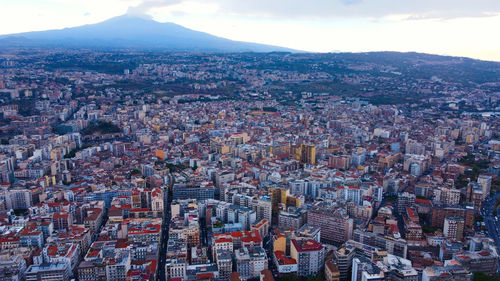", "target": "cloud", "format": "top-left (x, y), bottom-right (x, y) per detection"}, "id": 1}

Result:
top-left (405, 11), bottom-right (500, 21)
top-left (126, 0), bottom-right (500, 20)
top-left (126, 0), bottom-right (183, 16)
top-left (340, 0), bottom-right (363, 5)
